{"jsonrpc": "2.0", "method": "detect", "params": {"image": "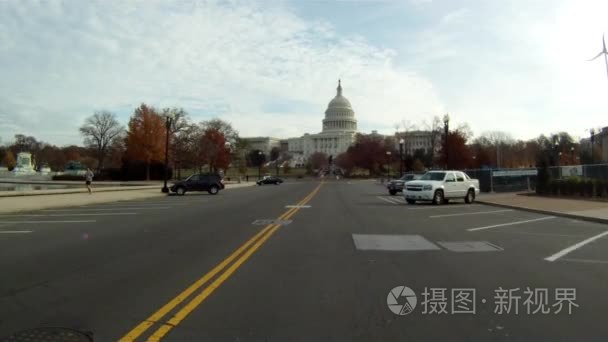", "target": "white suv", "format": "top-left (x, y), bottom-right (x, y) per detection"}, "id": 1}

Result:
top-left (404, 171), bottom-right (480, 205)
